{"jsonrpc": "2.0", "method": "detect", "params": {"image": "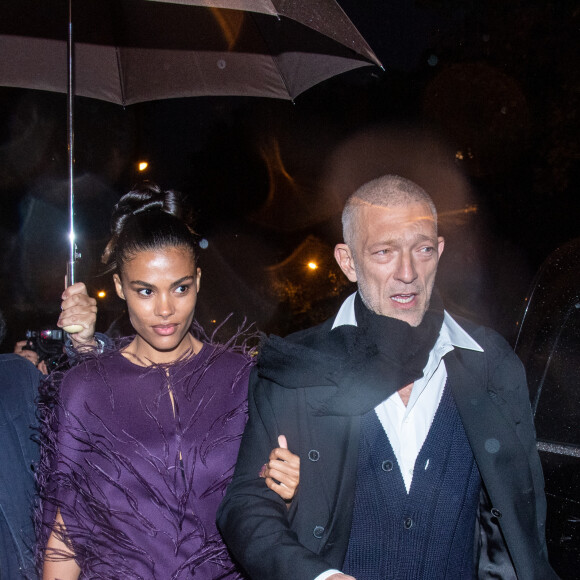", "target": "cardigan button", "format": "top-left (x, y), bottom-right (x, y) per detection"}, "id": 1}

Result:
top-left (313, 525), bottom-right (325, 538)
top-left (381, 460), bottom-right (393, 471)
top-left (308, 449), bottom-right (320, 462)
top-left (403, 517), bottom-right (413, 530)
top-left (491, 508), bottom-right (502, 518)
